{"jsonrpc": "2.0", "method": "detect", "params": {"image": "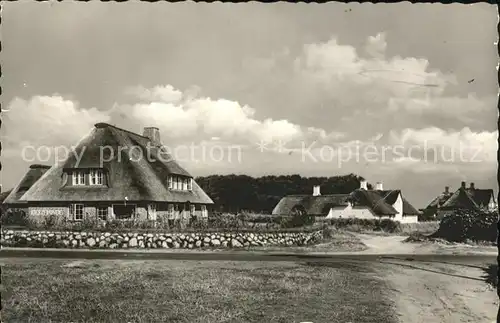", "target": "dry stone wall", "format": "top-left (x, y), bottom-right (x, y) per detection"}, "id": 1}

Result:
top-left (0, 230), bottom-right (323, 249)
